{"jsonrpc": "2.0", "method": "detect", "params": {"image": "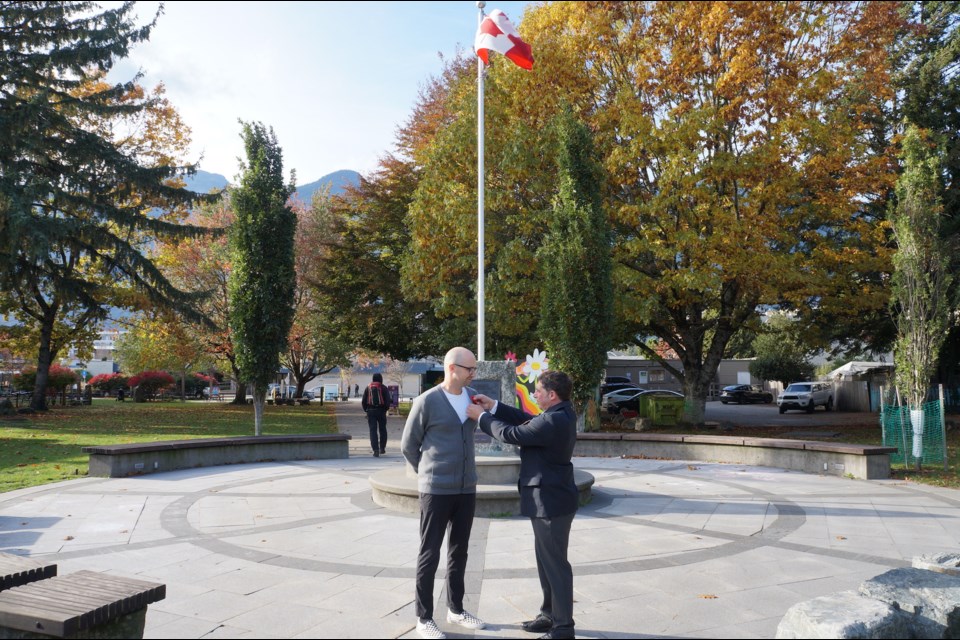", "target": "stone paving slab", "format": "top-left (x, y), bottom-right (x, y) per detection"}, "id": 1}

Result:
top-left (0, 401), bottom-right (957, 638)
